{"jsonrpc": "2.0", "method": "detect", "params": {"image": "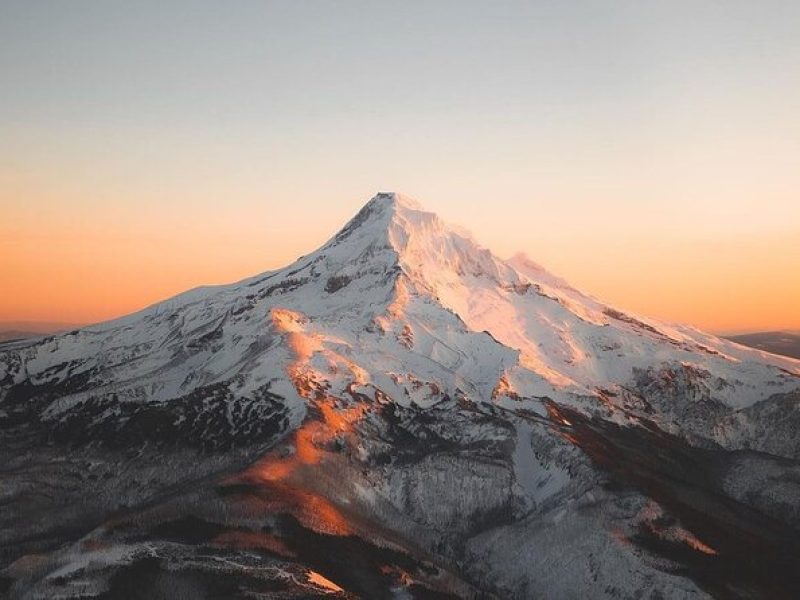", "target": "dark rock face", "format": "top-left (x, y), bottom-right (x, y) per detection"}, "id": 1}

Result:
top-left (717, 390), bottom-right (800, 459)
top-left (325, 275), bottom-right (352, 294)
top-left (1, 376), bottom-right (288, 451)
top-left (49, 382), bottom-right (289, 451)
top-left (4, 376), bottom-right (799, 599)
top-left (546, 403), bottom-right (800, 599)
